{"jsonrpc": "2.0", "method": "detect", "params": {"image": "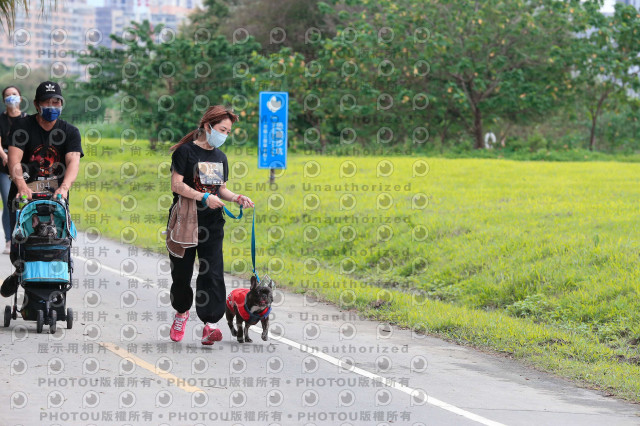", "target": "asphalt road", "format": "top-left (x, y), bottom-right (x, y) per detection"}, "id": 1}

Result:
top-left (1, 232), bottom-right (639, 426)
